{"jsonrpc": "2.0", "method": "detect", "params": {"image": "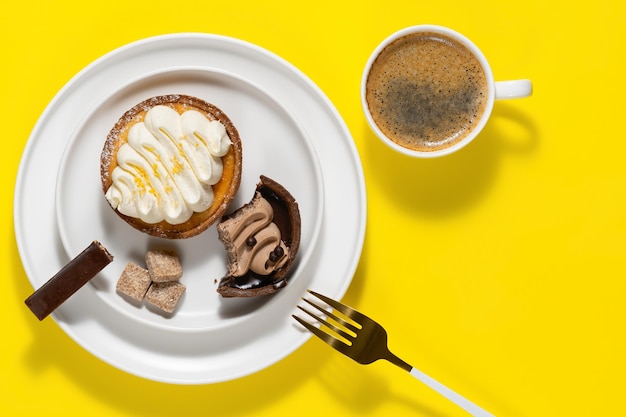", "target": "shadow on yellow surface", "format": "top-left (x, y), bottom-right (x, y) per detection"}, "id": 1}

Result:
top-left (365, 101), bottom-right (539, 219)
